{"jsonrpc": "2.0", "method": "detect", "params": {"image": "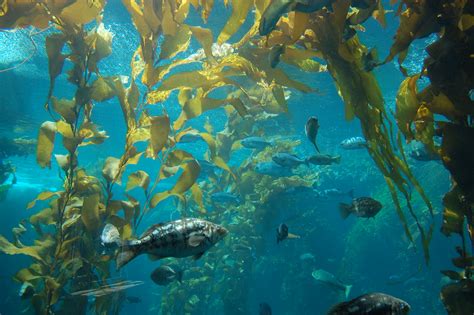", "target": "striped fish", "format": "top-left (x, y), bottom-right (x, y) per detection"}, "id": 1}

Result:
top-left (103, 218), bottom-right (228, 269)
